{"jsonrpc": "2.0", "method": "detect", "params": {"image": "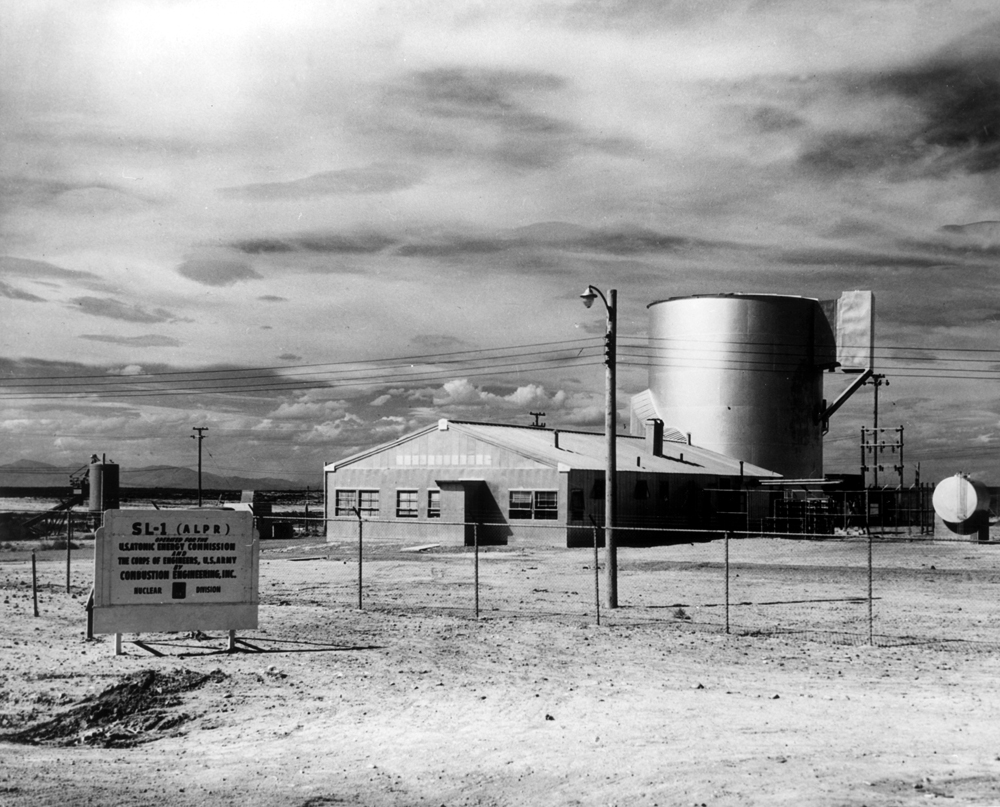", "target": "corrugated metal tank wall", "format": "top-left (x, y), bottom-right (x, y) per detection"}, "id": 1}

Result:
top-left (646, 294), bottom-right (836, 479)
